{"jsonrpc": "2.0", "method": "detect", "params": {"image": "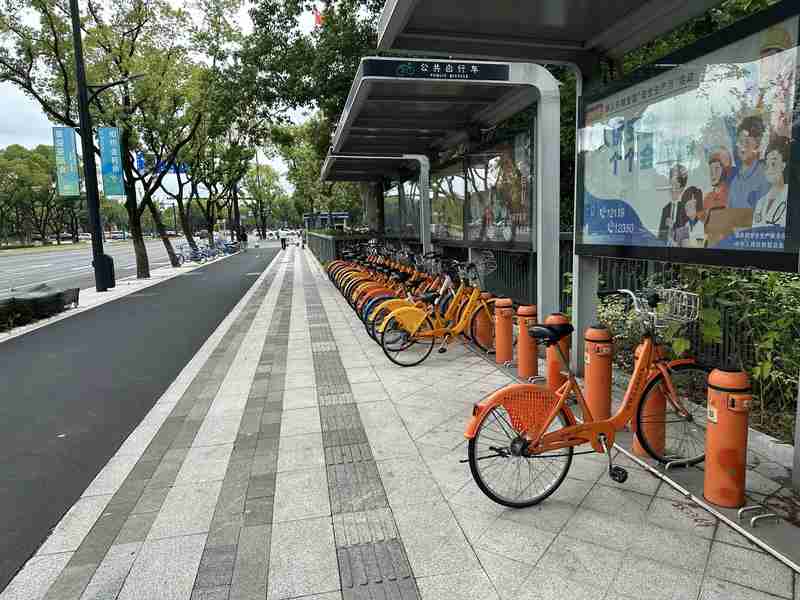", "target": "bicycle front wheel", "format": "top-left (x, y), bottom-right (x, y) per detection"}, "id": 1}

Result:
top-left (381, 315), bottom-right (435, 367)
top-left (468, 405), bottom-right (573, 508)
top-left (635, 363), bottom-right (711, 465)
